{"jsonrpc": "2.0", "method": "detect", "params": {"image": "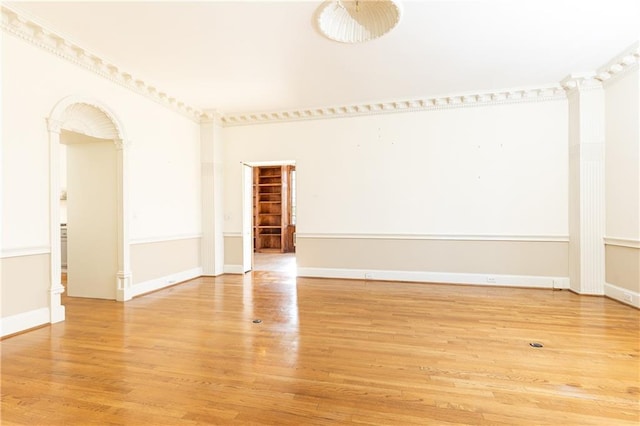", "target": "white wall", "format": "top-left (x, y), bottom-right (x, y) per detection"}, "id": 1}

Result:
top-left (223, 100), bottom-right (569, 282)
top-left (1, 34), bottom-right (201, 253)
top-left (604, 66), bottom-right (640, 301)
top-left (1, 31), bottom-right (201, 327)
top-left (605, 67), bottom-right (640, 241)
top-left (223, 101), bottom-right (569, 237)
